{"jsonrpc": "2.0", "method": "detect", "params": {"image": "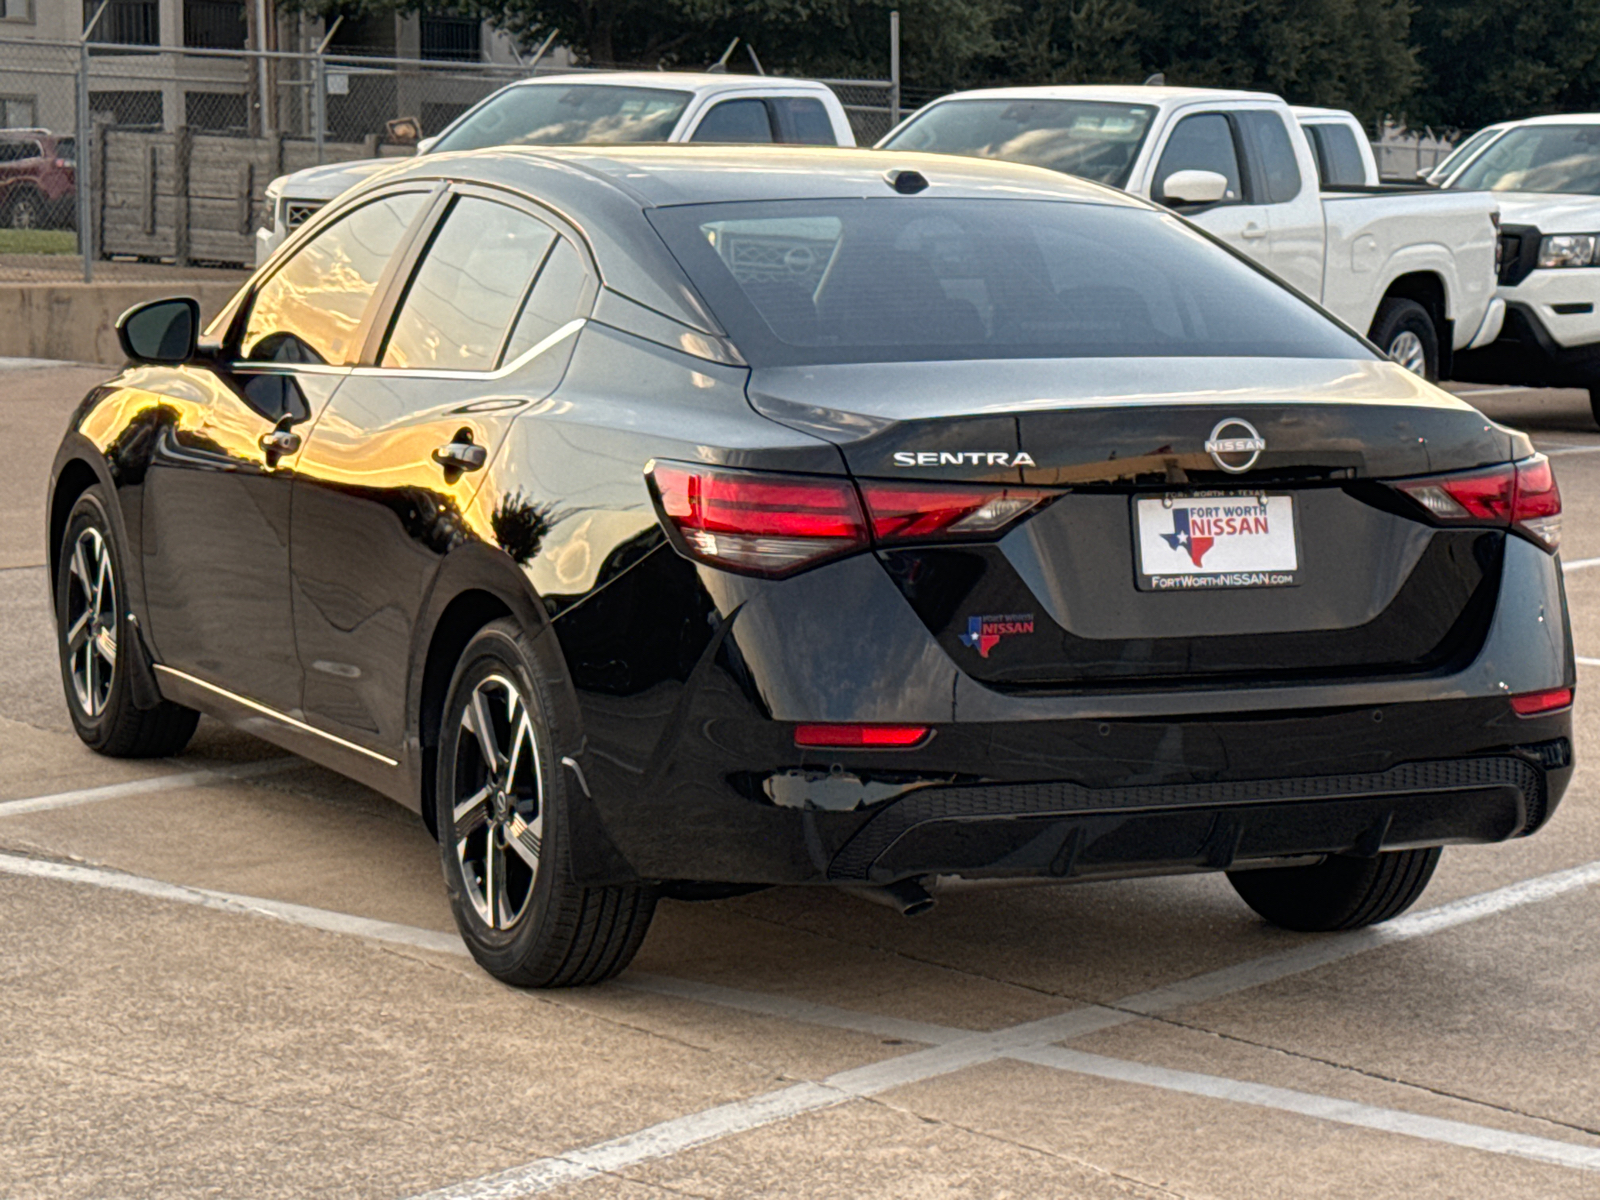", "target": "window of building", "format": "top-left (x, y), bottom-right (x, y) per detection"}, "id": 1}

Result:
top-left (88, 90), bottom-right (162, 128)
top-left (186, 90), bottom-right (248, 134)
top-left (0, 97), bottom-right (37, 128)
top-left (88, 0), bottom-right (159, 46)
top-left (3, 0), bottom-right (34, 24)
top-left (420, 15), bottom-right (481, 62)
top-left (184, 0), bottom-right (247, 50)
